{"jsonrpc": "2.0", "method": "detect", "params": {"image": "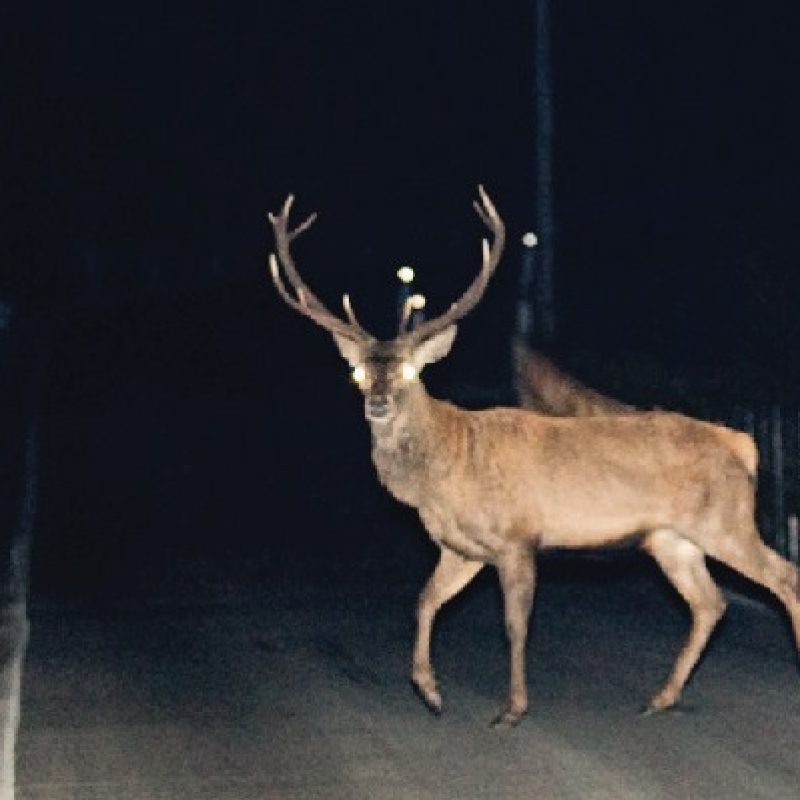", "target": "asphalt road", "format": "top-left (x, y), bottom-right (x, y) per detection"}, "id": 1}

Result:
top-left (14, 552), bottom-right (800, 800)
